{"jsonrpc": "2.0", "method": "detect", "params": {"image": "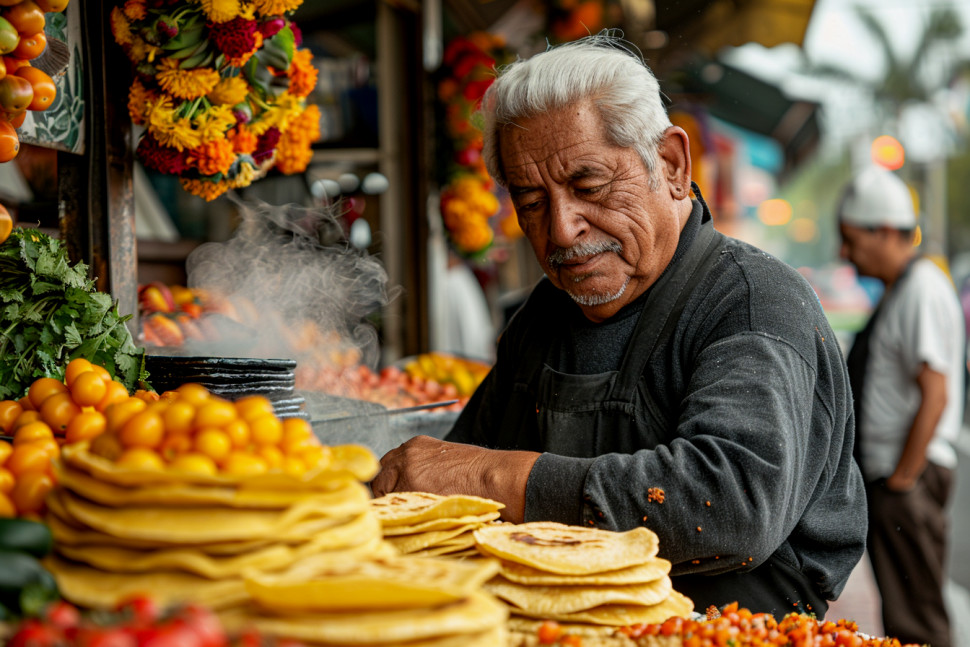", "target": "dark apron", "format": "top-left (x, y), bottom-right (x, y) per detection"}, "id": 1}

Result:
top-left (509, 186), bottom-right (827, 616)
